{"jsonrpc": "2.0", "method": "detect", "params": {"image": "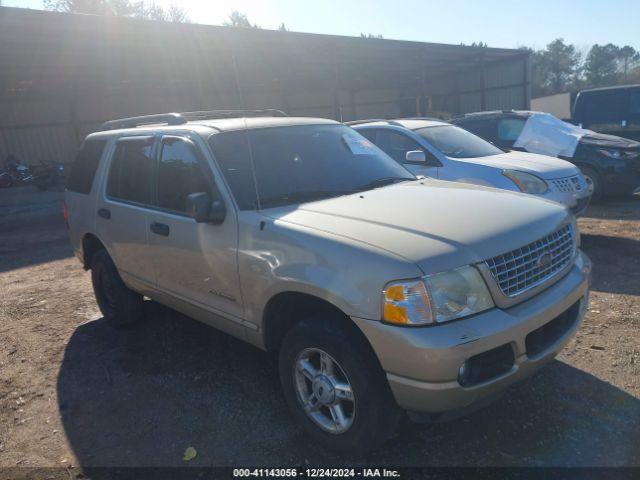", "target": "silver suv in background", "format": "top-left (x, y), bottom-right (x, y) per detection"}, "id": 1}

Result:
top-left (351, 119), bottom-right (592, 216)
top-left (65, 110), bottom-right (591, 452)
